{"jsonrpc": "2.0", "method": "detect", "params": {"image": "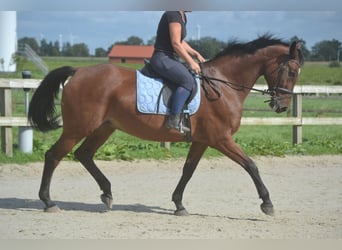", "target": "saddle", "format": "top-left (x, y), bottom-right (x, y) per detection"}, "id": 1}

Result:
top-left (140, 59), bottom-right (198, 107)
top-left (138, 60), bottom-right (200, 141)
